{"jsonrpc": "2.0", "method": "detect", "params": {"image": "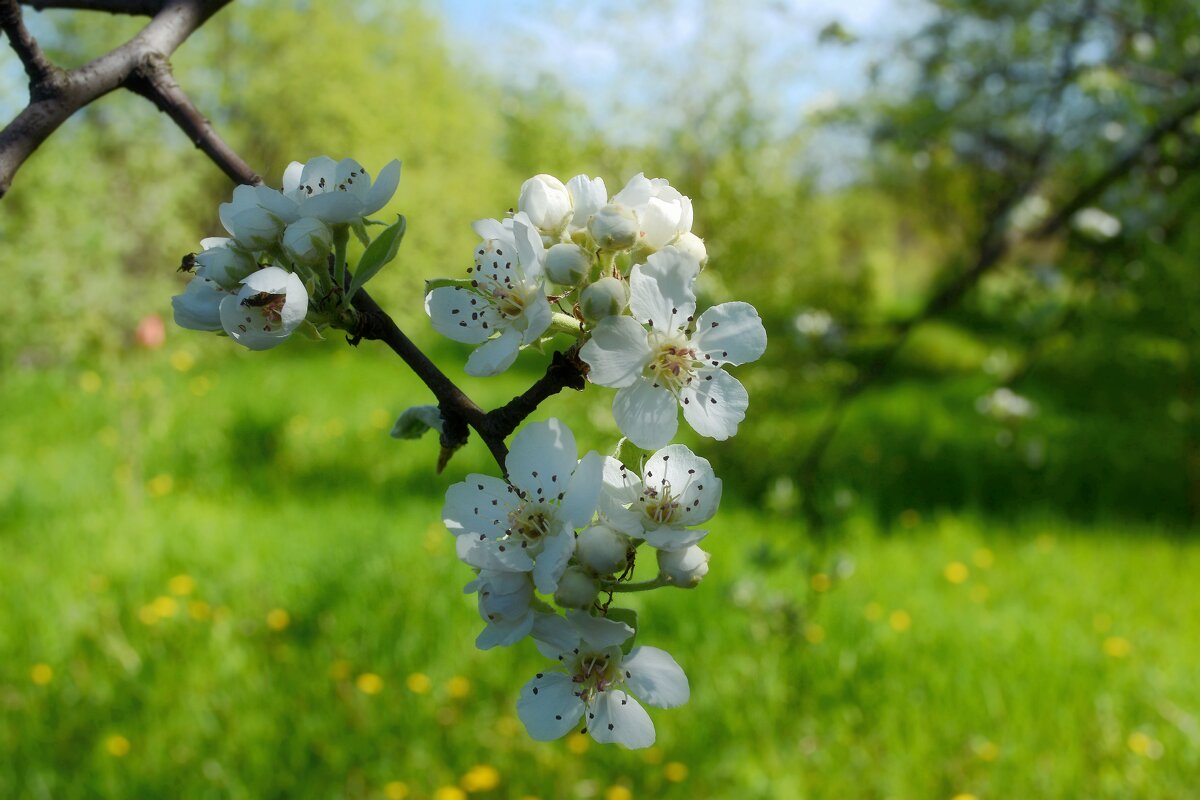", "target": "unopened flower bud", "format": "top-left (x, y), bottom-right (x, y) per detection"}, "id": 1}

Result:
top-left (282, 217), bottom-right (334, 266)
top-left (195, 243), bottom-right (256, 289)
top-left (544, 243), bottom-right (592, 286)
top-left (519, 174), bottom-right (573, 234)
top-left (580, 277), bottom-right (629, 322)
top-left (589, 203), bottom-right (639, 250)
top-left (575, 524), bottom-right (630, 575)
top-left (674, 231), bottom-right (708, 270)
top-left (553, 566), bottom-right (599, 609)
top-left (657, 546), bottom-right (711, 587)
